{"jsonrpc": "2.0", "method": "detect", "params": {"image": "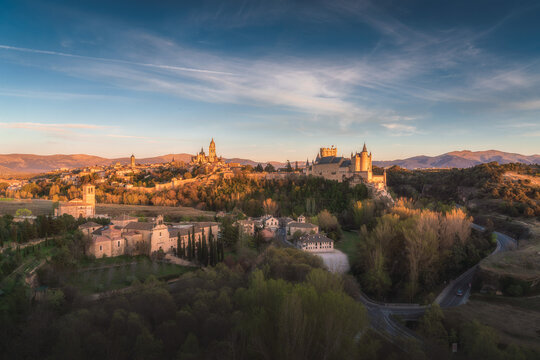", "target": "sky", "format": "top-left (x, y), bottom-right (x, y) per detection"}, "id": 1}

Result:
top-left (0, 0), bottom-right (539, 162)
